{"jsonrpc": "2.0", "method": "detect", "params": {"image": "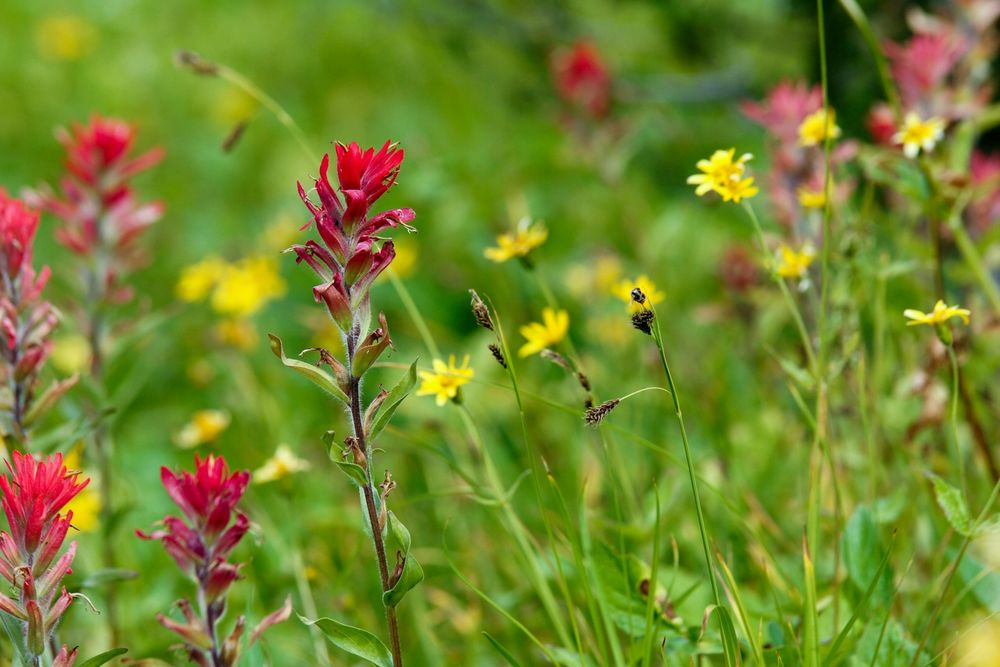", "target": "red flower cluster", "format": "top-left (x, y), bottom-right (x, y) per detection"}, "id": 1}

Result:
top-left (0, 452), bottom-right (88, 663)
top-left (552, 42), bottom-right (611, 120)
top-left (27, 115), bottom-right (164, 303)
top-left (0, 191), bottom-right (64, 441)
top-left (139, 455), bottom-right (287, 666)
top-left (293, 141), bottom-right (415, 337)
